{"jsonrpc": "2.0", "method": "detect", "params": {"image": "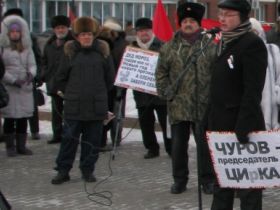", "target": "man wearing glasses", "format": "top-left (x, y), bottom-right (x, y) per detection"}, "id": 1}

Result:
top-left (208, 0), bottom-right (267, 209)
